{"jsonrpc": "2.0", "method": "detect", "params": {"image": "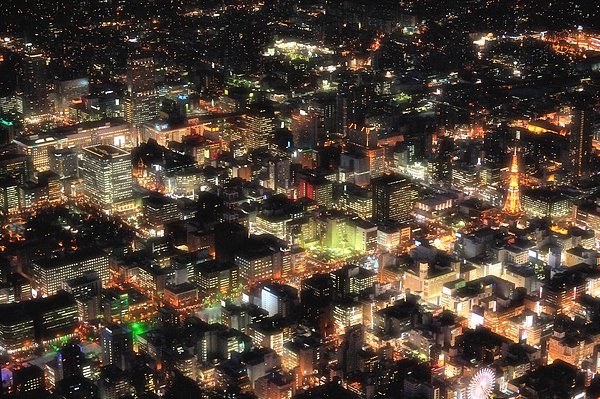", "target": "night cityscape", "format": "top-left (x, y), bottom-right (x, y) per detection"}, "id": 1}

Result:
top-left (1, 0), bottom-right (600, 398)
